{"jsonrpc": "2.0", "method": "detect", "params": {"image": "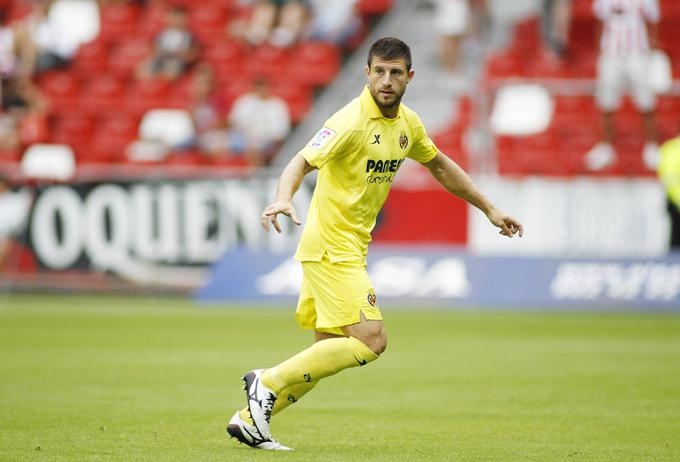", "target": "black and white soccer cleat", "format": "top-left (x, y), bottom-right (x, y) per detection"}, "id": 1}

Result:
top-left (227, 411), bottom-right (293, 451)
